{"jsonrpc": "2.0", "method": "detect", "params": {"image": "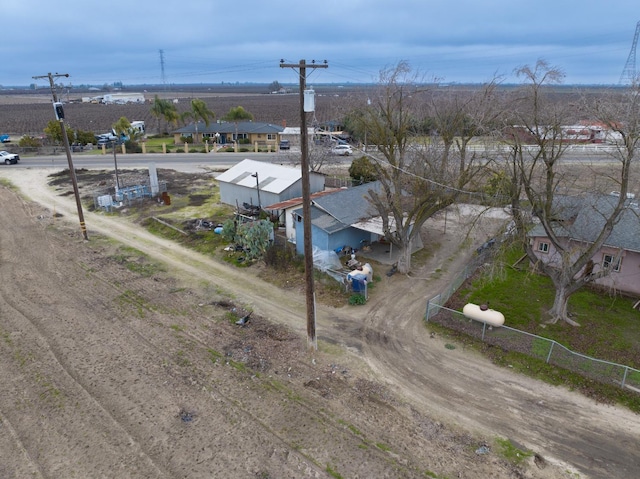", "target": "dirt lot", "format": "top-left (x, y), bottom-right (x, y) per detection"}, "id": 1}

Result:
top-left (0, 166), bottom-right (639, 479)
